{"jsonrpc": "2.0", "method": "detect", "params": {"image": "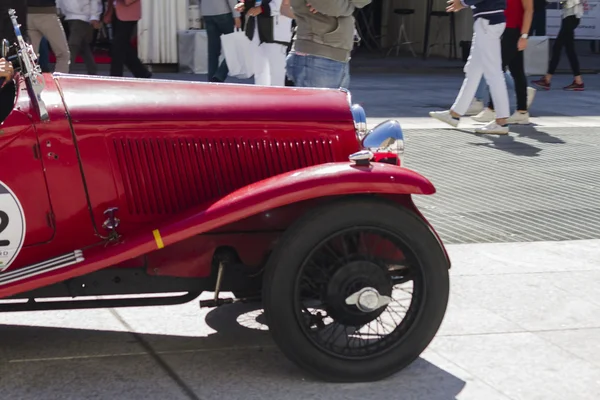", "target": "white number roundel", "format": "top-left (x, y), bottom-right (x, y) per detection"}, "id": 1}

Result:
top-left (0, 181), bottom-right (26, 272)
